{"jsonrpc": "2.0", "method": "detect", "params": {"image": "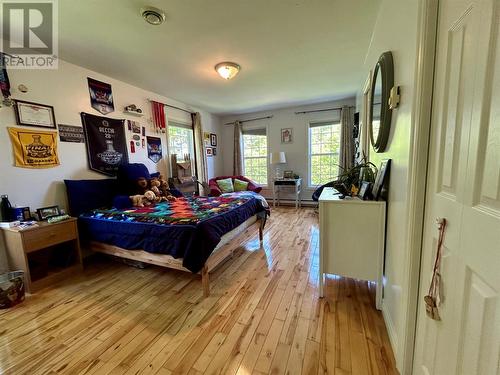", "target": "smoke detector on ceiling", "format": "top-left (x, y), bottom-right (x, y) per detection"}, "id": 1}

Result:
top-left (141, 6), bottom-right (166, 25)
